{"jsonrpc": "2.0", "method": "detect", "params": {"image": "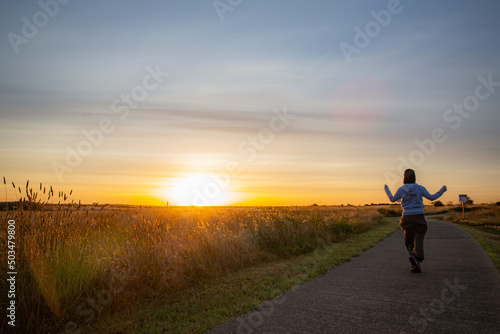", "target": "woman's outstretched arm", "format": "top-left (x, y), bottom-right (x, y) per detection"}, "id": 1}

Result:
top-left (384, 185), bottom-right (402, 202)
top-left (419, 185), bottom-right (447, 201)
